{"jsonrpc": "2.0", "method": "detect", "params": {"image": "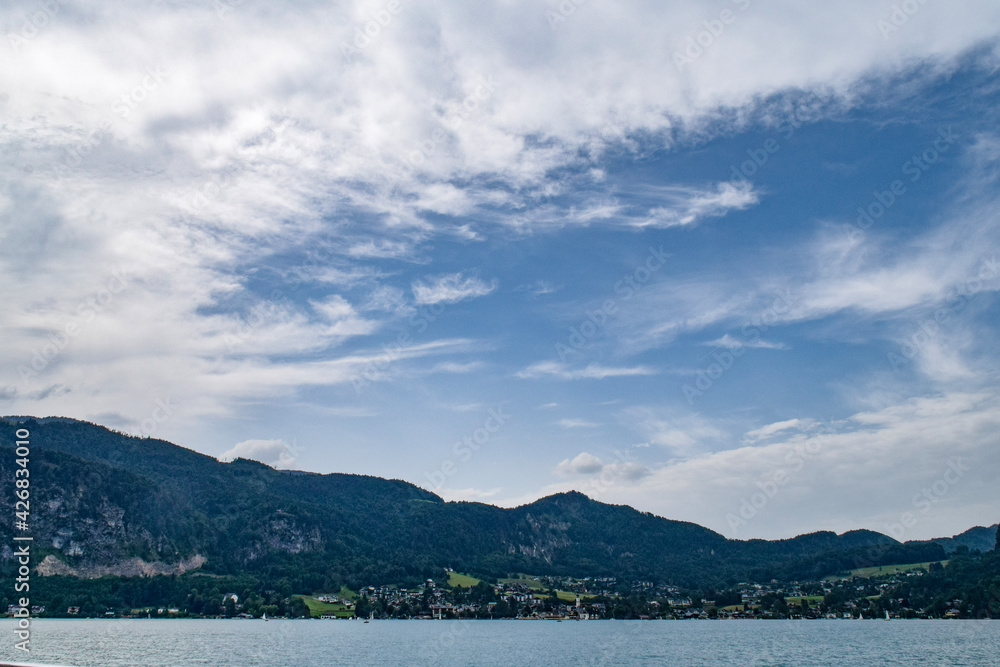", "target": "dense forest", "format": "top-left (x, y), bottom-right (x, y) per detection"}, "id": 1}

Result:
top-left (0, 417), bottom-right (995, 617)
